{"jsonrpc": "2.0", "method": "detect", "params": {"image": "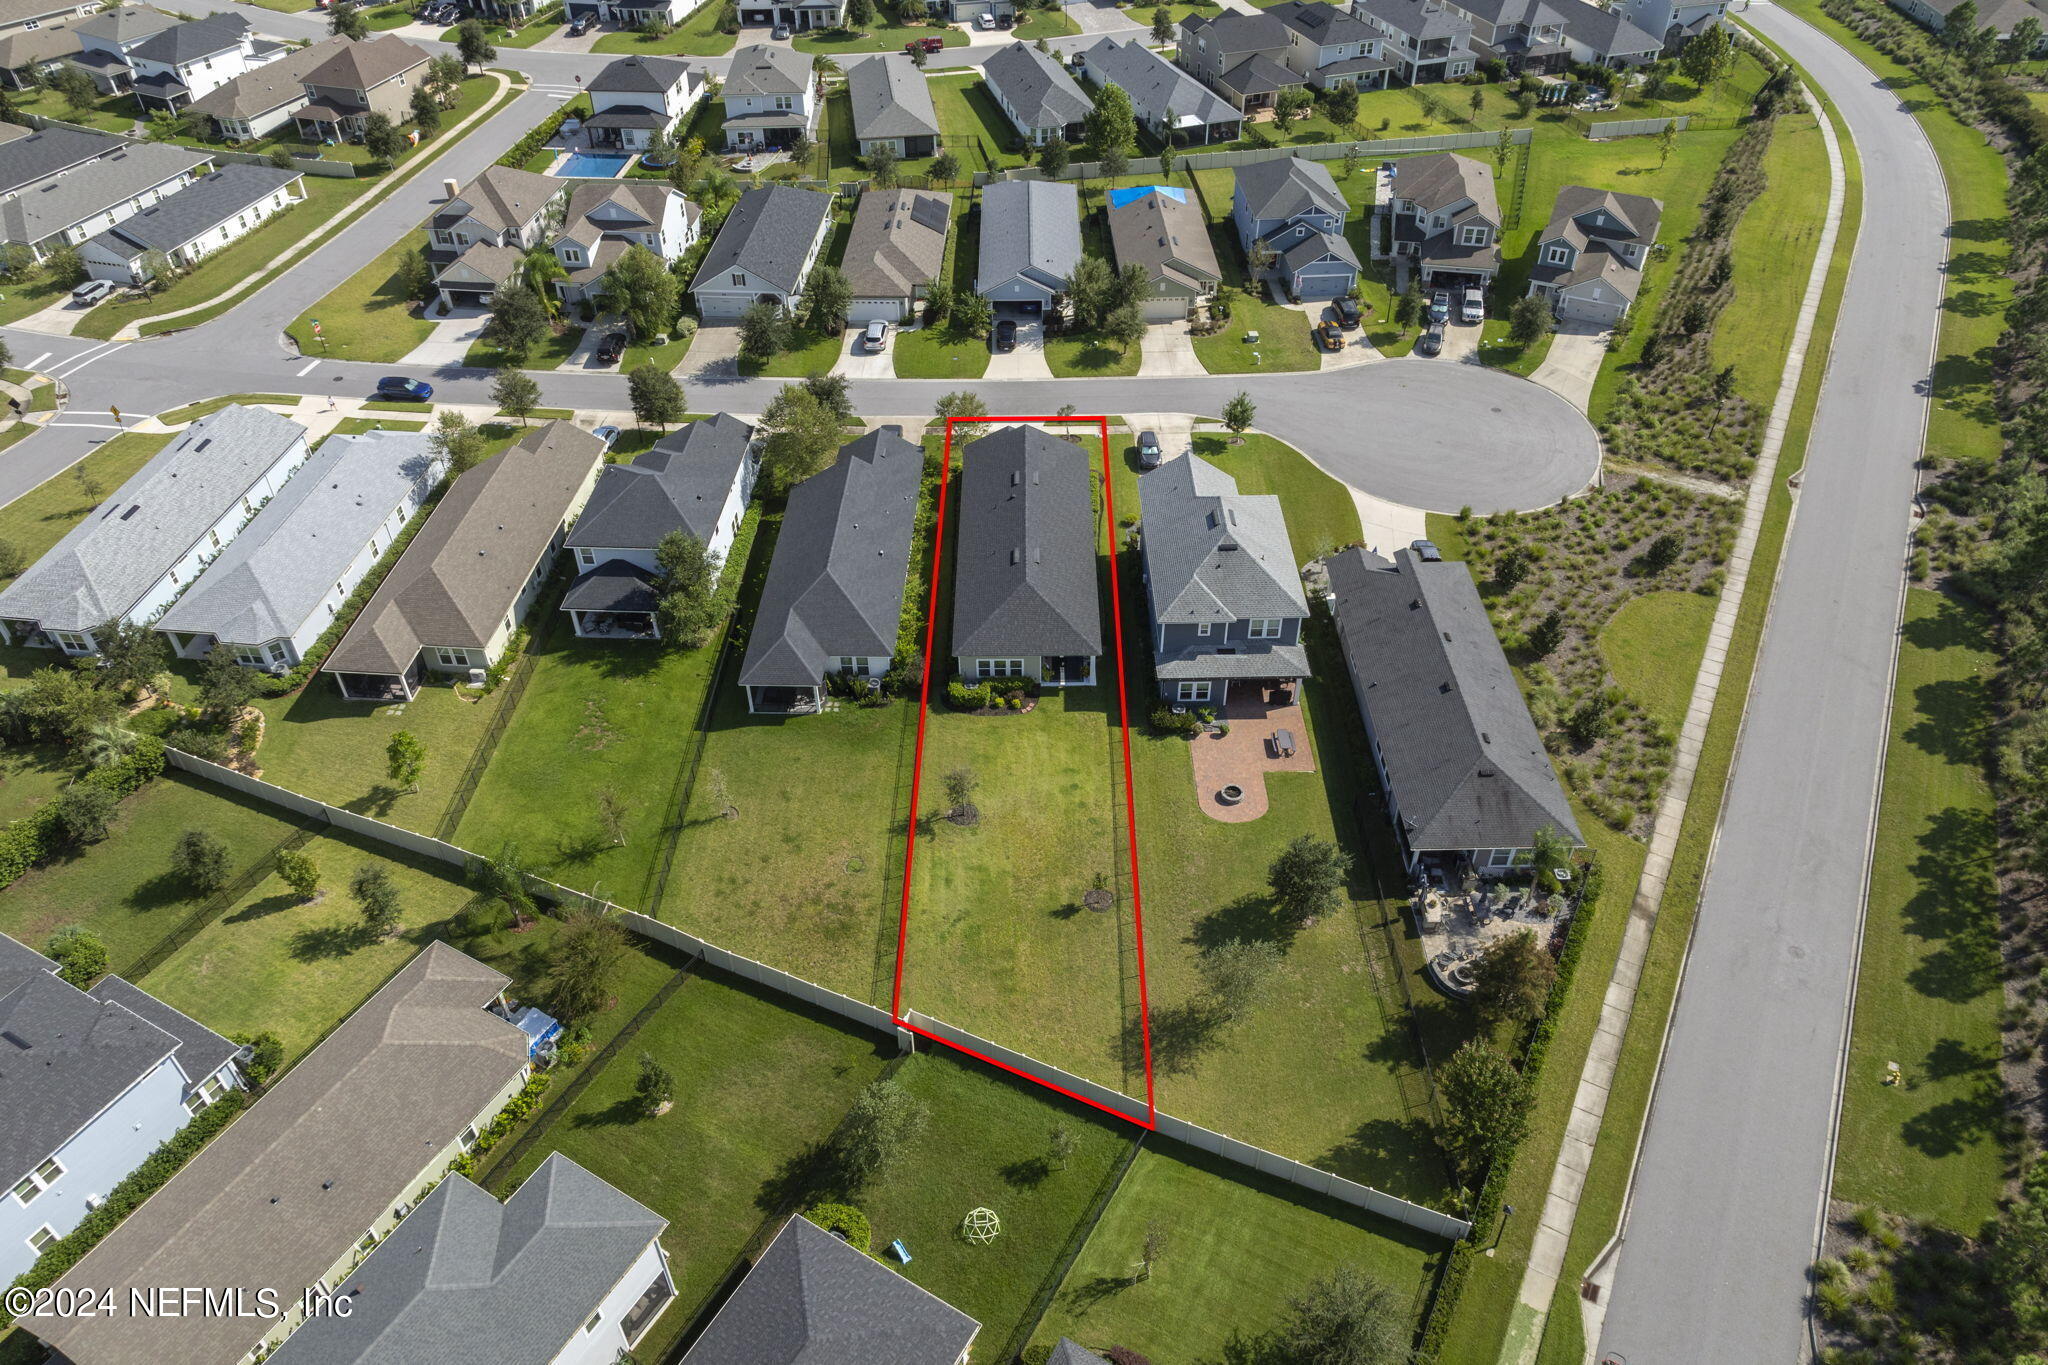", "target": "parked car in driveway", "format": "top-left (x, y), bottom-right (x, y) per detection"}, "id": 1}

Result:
top-left (70, 279), bottom-right (114, 307)
top-left (569, 11), bottom-right (596, 33)
top-left (772, 23), bottom-right (790, 37)
top-left (1461, 288), bottom-right (1484, 324)
top-left (1137, 430), bottom-right (1162, 469)
top-left (592, 424), bottom-right (621, 451)
top-left (1333, 297), bottom-right (1360, 329)
top-left (976, 11), bottom-right (996, 26)
top-left (992, 318), bottom-right (1016, 352)
top-left (376, 376), bottom-right (433, 401)
top-left (1415, 326), bottom-right (1442, 357)
top-left (596, 331), bottom-right (627, 365)
top-left (862, 318), bottom-right (889, 352)
top-left (1316, 320), bottom-right (1343, 352)
top-left (1428, 290), bottom-right (1450, 324)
